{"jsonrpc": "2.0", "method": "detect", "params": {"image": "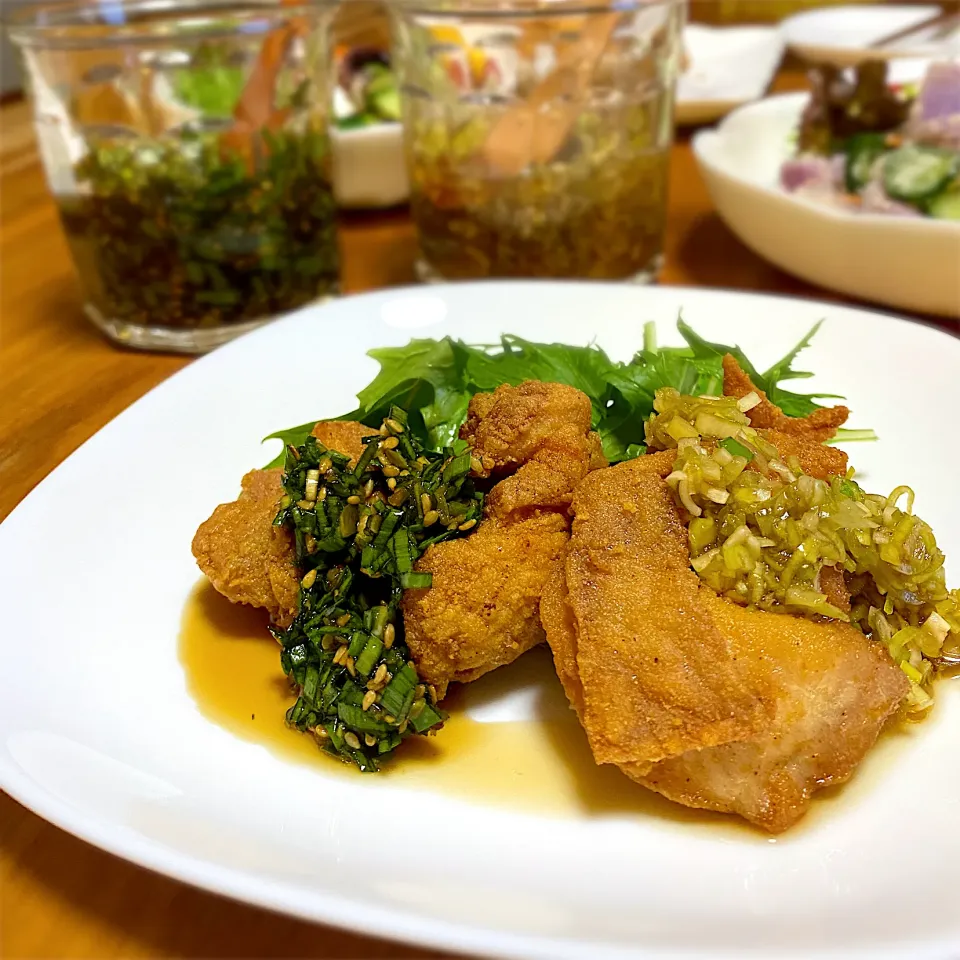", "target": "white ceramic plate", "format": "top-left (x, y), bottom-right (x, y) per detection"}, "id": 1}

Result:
top-left (2, 284), bottom-right (960, 960)
top-left (677, 25), bottom-right (784, 125)
top-left (693, 93), bottom-right (960, 318)
top-left (781, 4), bottom-right (957, 66)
